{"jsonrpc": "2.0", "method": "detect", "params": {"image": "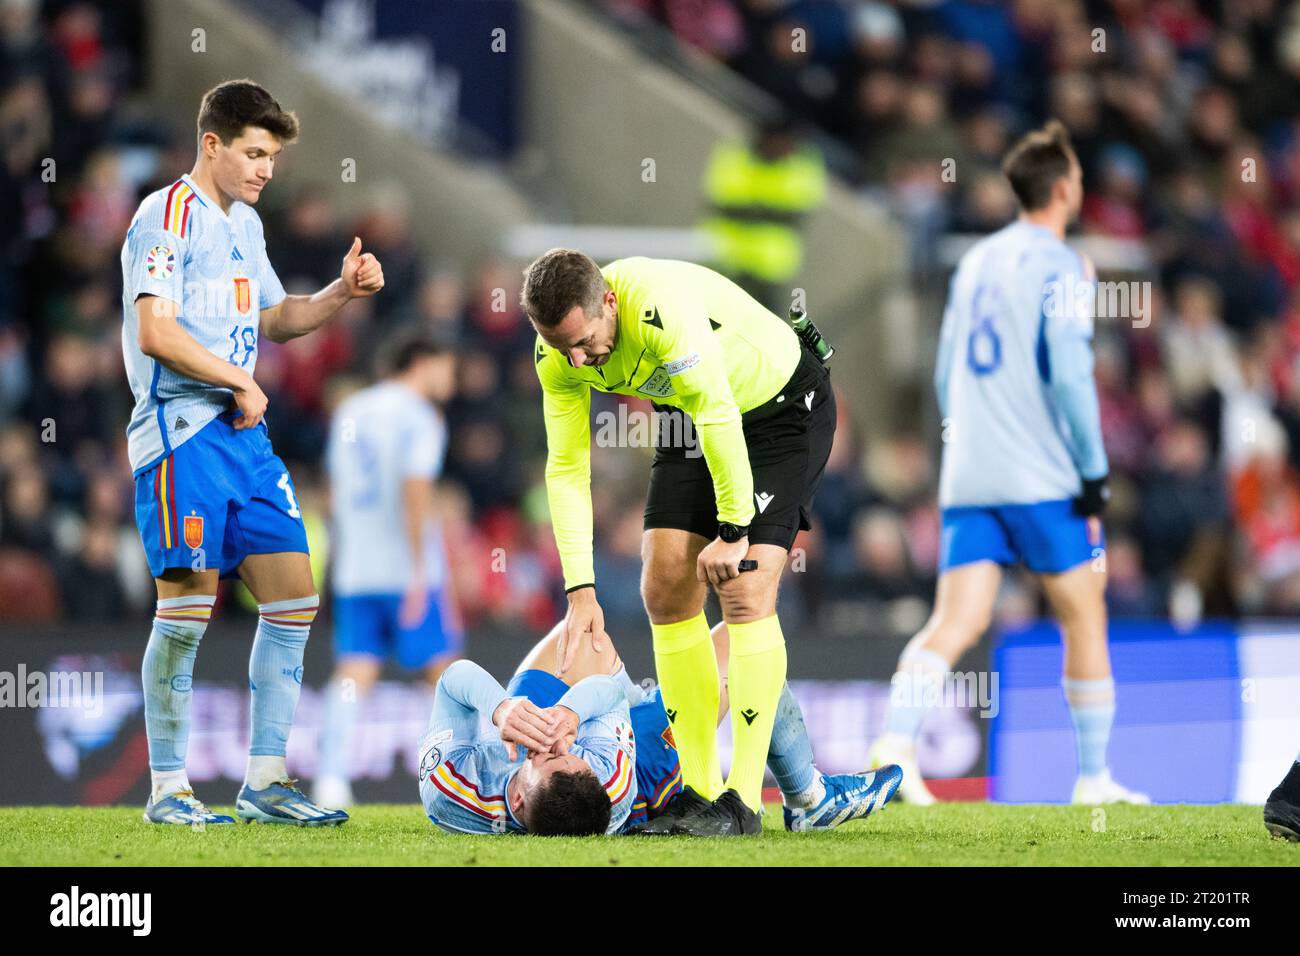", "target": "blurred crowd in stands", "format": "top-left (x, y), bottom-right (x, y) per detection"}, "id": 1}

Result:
top-left (8, 0), bottom-right (1300, 643)
top-left (604, 0), bottom-right (1300, 622)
